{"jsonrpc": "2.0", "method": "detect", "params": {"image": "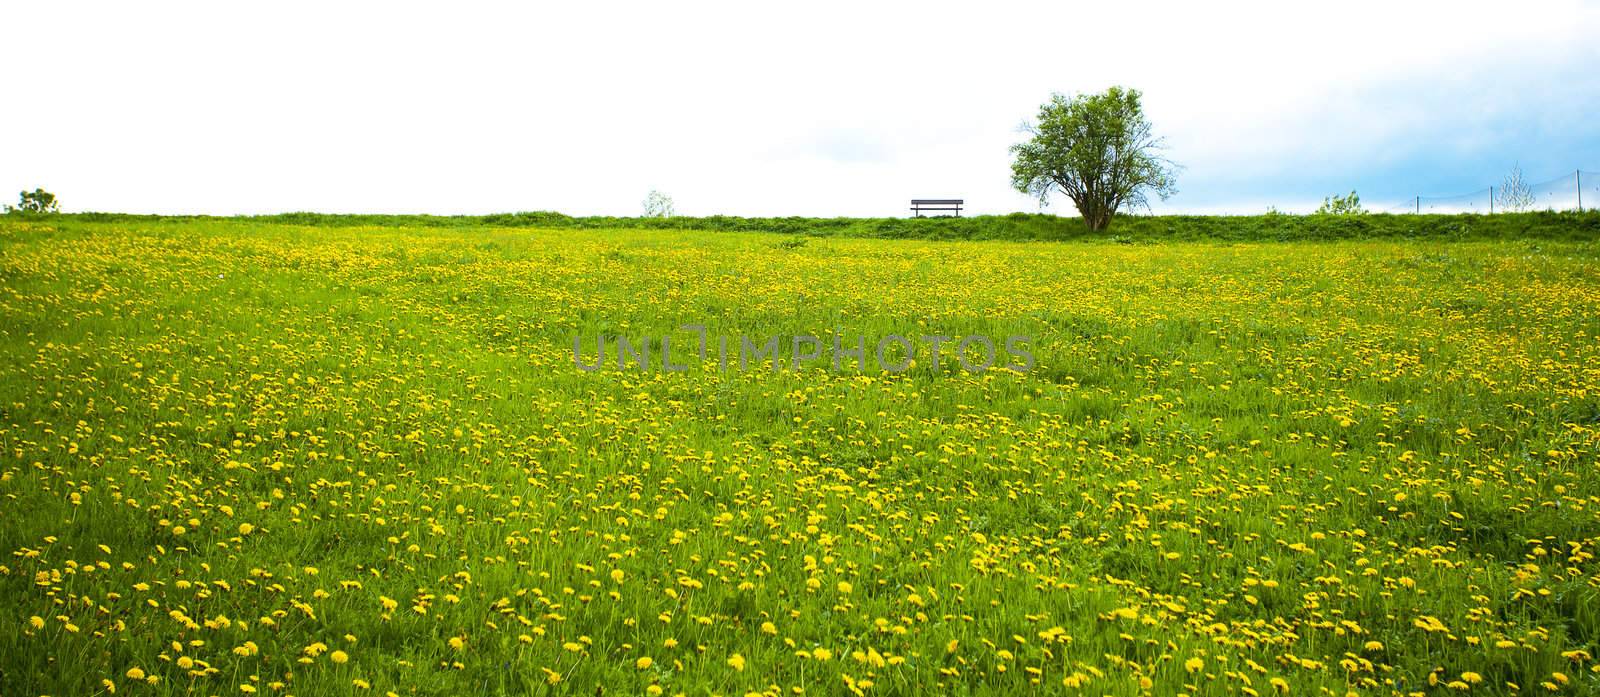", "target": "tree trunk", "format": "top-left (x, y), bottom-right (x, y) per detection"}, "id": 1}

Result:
top-left (1071, 196), bottom-right (1114, 232)
top-left (1080, 205), bottom-right (1112, 232)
